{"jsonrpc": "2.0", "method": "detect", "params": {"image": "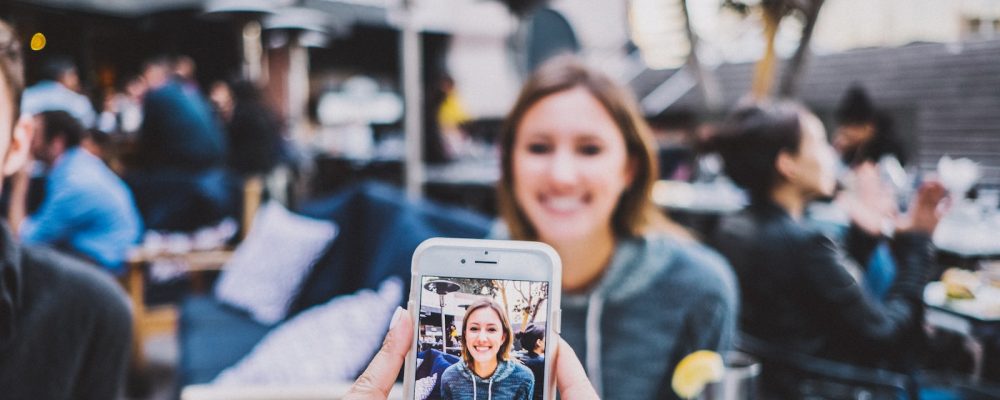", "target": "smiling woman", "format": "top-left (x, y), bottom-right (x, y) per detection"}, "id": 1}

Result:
top-left (493, 55), bottom-right (738, 400)
top-left (440, 298), bottom-right (534, 400)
